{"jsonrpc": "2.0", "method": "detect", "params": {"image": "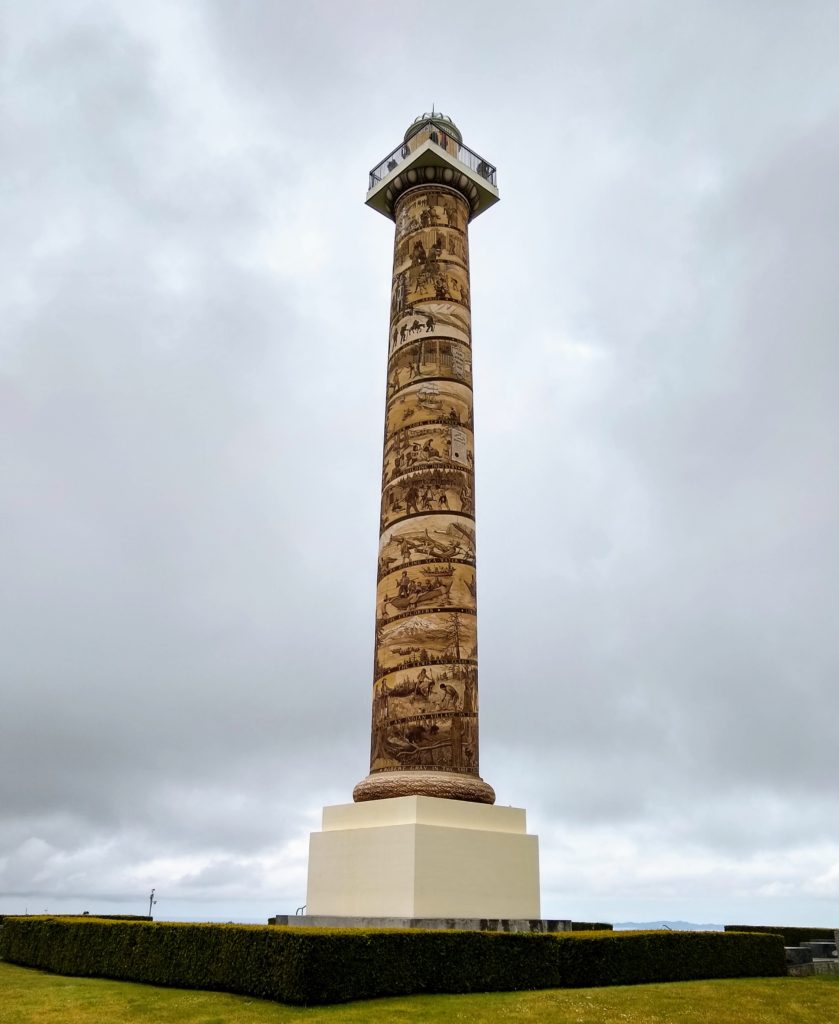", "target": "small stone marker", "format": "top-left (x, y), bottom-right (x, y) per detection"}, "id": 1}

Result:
top-left (801, 940), bottom-right (837, 959)
top-left (785, 946), bottom-right (814, 965)
top-left (785, 946), bottom-right (815, 977)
